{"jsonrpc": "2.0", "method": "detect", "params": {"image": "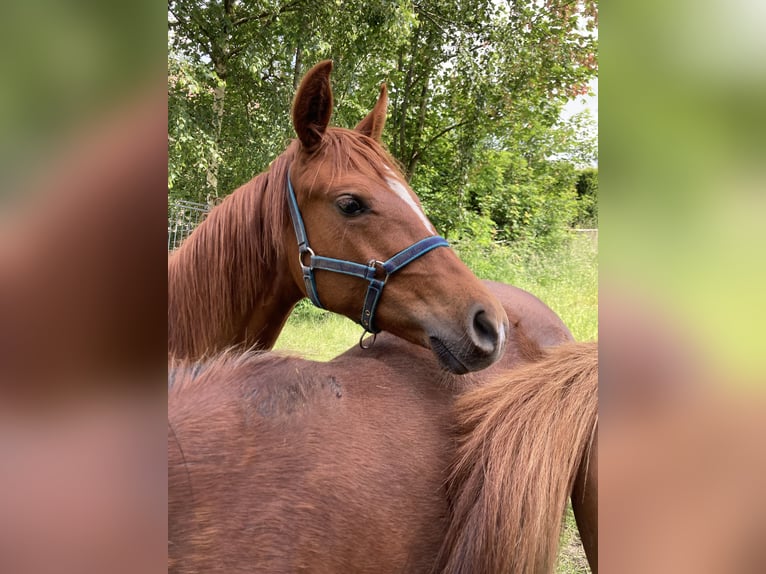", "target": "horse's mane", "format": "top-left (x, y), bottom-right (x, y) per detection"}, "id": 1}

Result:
top-left (168, 128), bottom-right (403, 359)
top-left (437, 341), bottom-right (598, 574)
top-left (312, 127), bottom-right (405, 187)
top-left (169, 349), bottom-right (297, 392)
top-left (169, 348), bottom-right (347, 422)
top-left (167, 139), bottom-right (297, 358)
